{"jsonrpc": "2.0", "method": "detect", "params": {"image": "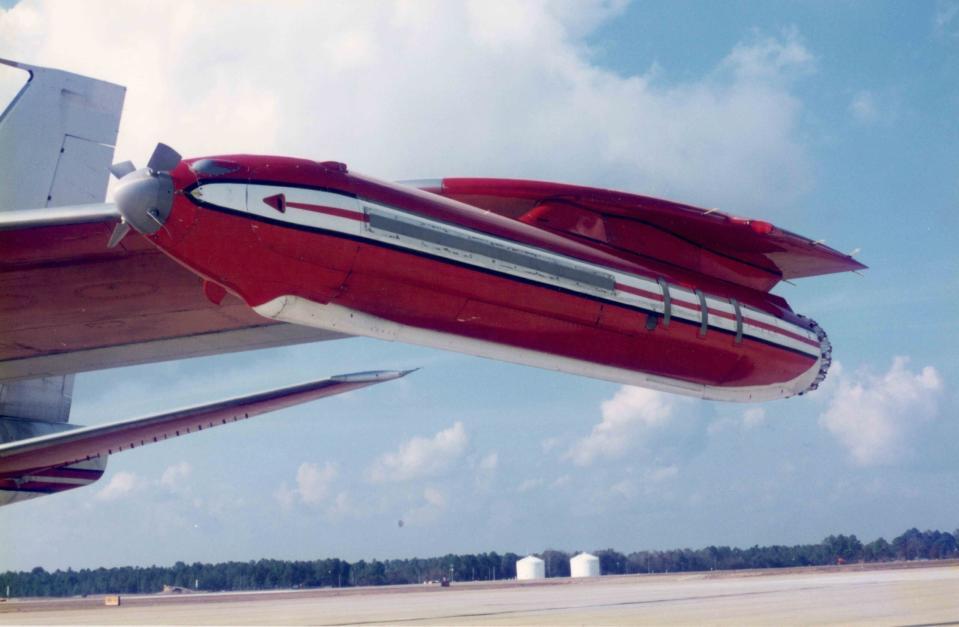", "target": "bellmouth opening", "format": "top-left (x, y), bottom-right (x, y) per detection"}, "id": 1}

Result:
top-left (189, 159), bottom-right (241, 177)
